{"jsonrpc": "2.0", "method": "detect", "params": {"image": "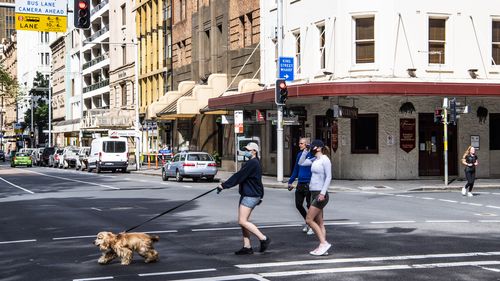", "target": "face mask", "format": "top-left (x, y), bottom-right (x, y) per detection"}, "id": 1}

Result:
top-left (243, 151), bottom-right (252, 158)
